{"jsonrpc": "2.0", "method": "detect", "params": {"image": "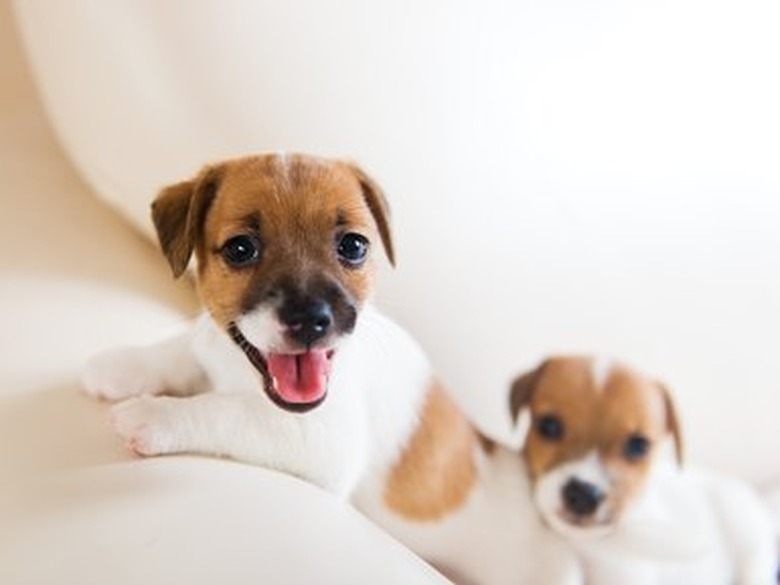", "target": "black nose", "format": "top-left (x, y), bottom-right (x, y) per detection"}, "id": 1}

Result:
top-left (279, 298), bottom-right (333, 346)
top-left (562, 478), bottom-right (605, 517)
